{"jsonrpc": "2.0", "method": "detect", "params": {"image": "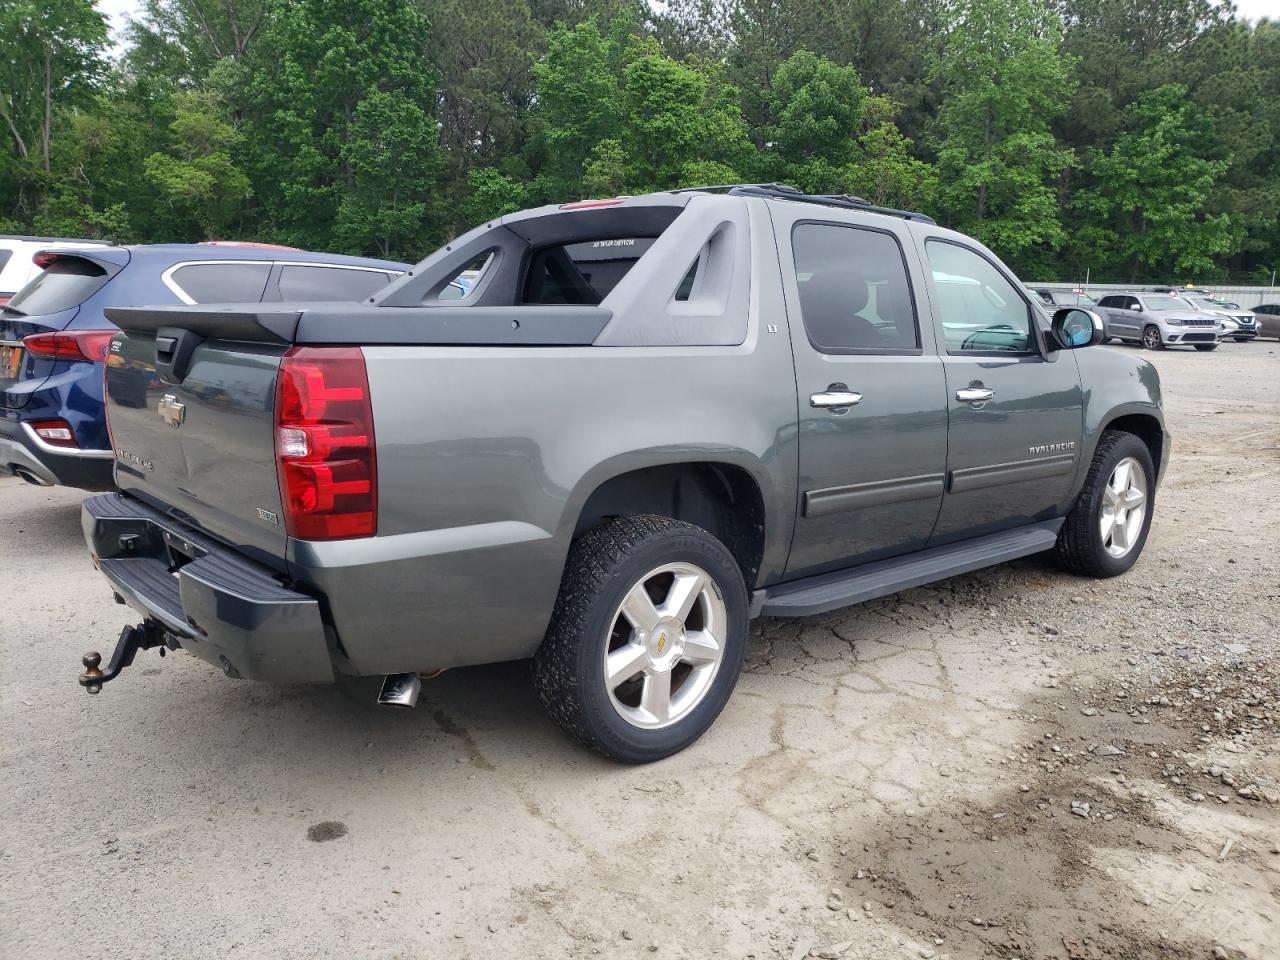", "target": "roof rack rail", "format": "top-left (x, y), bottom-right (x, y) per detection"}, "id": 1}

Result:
top-left (671, 182), bottom-right (936, 225)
